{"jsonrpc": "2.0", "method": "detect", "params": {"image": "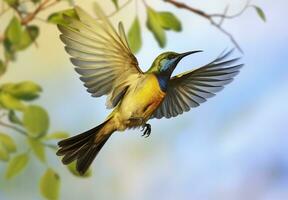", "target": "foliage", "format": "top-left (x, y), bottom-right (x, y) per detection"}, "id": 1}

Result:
top-left (253, 6), bottom-right (266, 22)
top-left (0, 81), bottom-right (86, 199)
top-left (0, 0), bottom-right (266, 199)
